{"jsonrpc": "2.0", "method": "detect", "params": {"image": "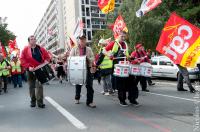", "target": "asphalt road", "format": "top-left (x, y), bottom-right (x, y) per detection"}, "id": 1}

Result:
top-left (0, 79), bottom-right (199, 132)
